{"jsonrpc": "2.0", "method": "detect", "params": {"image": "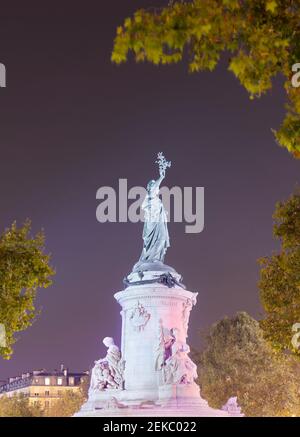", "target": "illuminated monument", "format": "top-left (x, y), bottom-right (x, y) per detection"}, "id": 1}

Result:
top-left (76, 154), bottom-right (234, 417)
